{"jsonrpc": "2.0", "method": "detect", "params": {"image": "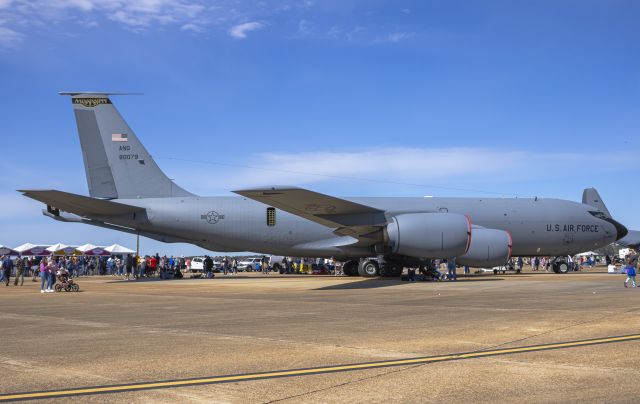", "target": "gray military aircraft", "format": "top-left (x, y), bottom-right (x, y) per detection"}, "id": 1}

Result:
top-left (618, 230), bottom-right (640, 250)
top-left (19, 93), bottom-right (629, 276)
